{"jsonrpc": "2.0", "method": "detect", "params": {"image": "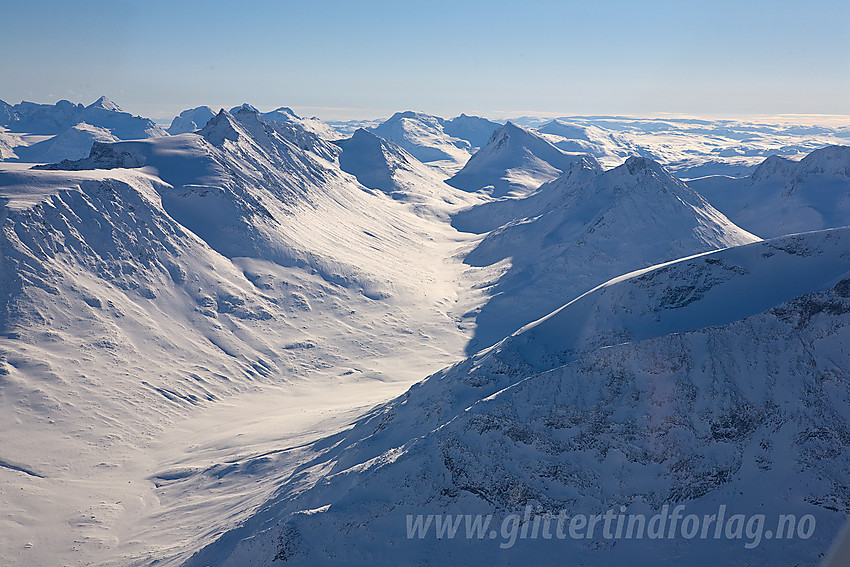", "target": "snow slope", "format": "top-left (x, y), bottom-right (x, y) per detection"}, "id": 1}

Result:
top-left (335, 128), bottom-right (480, 215)
top-left (185, 227), bottom-right (850, 567)
top-left (0, 96), bottom-right (165, 139)
top-left (537, 119), bottom-right (635, 169)
top-left (2, 97), bottom-right (849, 567)
top-left (0, 128), bottom-right (25, 160)
top-left (0, 99), bottom-right (88, 135)
top-left (0, 106), bottom-right (488, 567)
top-left (167, 106), bottom-right (216, 135)
top-left (442, 114), bottom-right (501, 150)
top-left (258, 106), bottom-right (342, 141)
top-left (13, 122), bottom-right (120, 163)
top-left (370, 111), bottom-right (472, 173)
top-left (325, 118), bottom-right (384, 138)
top-left (688, 145), bottom-right (850, 238)
top-left (0, 97), bottom-right (166, 163)
top-left (453, 156), bottom-right (758, 351)
top-left (0, 100), bottom-right (13, 125)
top-left (447, 122), bottom-right (596, 197)
top-left (532, 116), bottom-right (850, 179)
